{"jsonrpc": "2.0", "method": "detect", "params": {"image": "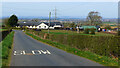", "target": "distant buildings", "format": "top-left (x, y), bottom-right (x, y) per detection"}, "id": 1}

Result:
top-left (16, 21), bottom-right (63, 29)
